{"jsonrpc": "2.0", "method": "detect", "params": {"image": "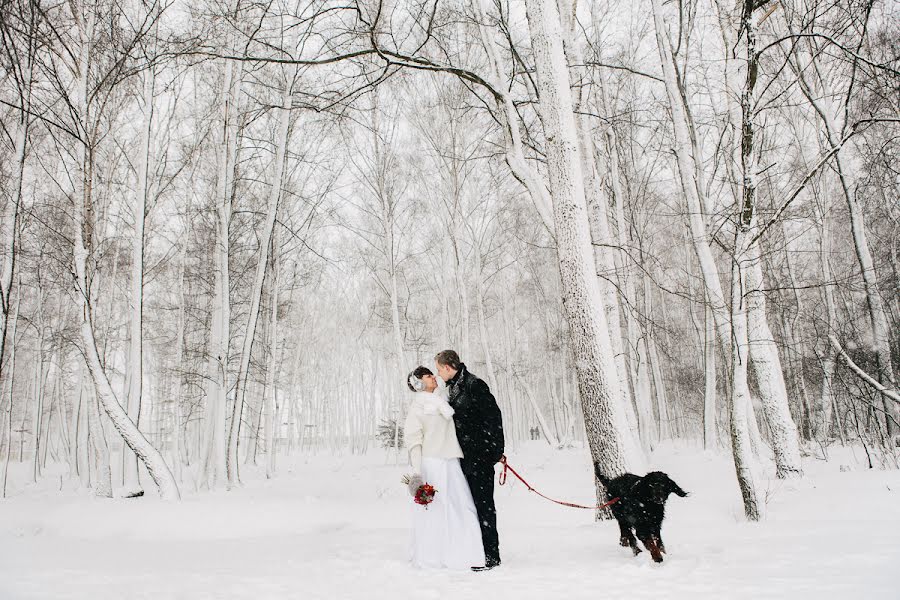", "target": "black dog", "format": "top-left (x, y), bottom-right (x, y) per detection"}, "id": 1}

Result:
top-left (594, 463), bottom-right (688, 562)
